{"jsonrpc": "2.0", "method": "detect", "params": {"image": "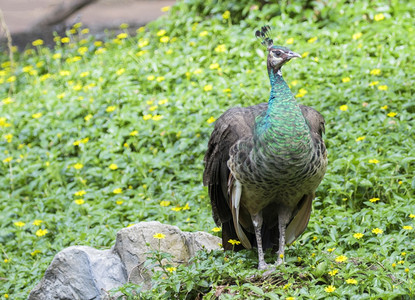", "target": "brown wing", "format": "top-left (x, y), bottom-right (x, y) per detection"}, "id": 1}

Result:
top-left (203, 103), bottom-right (267, 249)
